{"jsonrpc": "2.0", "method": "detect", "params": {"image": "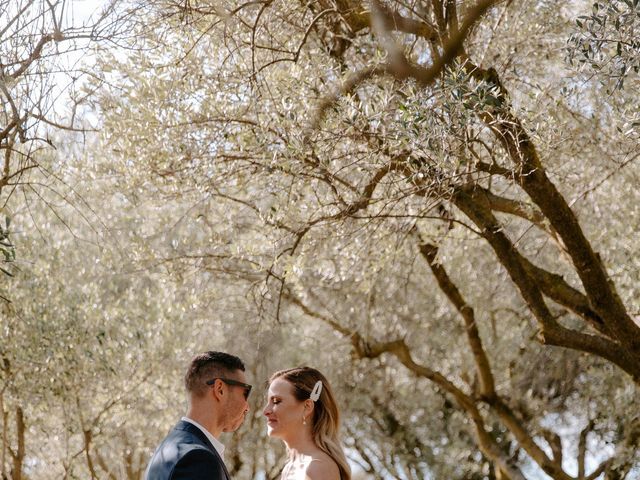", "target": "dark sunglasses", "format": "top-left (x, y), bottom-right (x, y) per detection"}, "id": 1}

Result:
top-left (206, 377), bottom-right (252, 399)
